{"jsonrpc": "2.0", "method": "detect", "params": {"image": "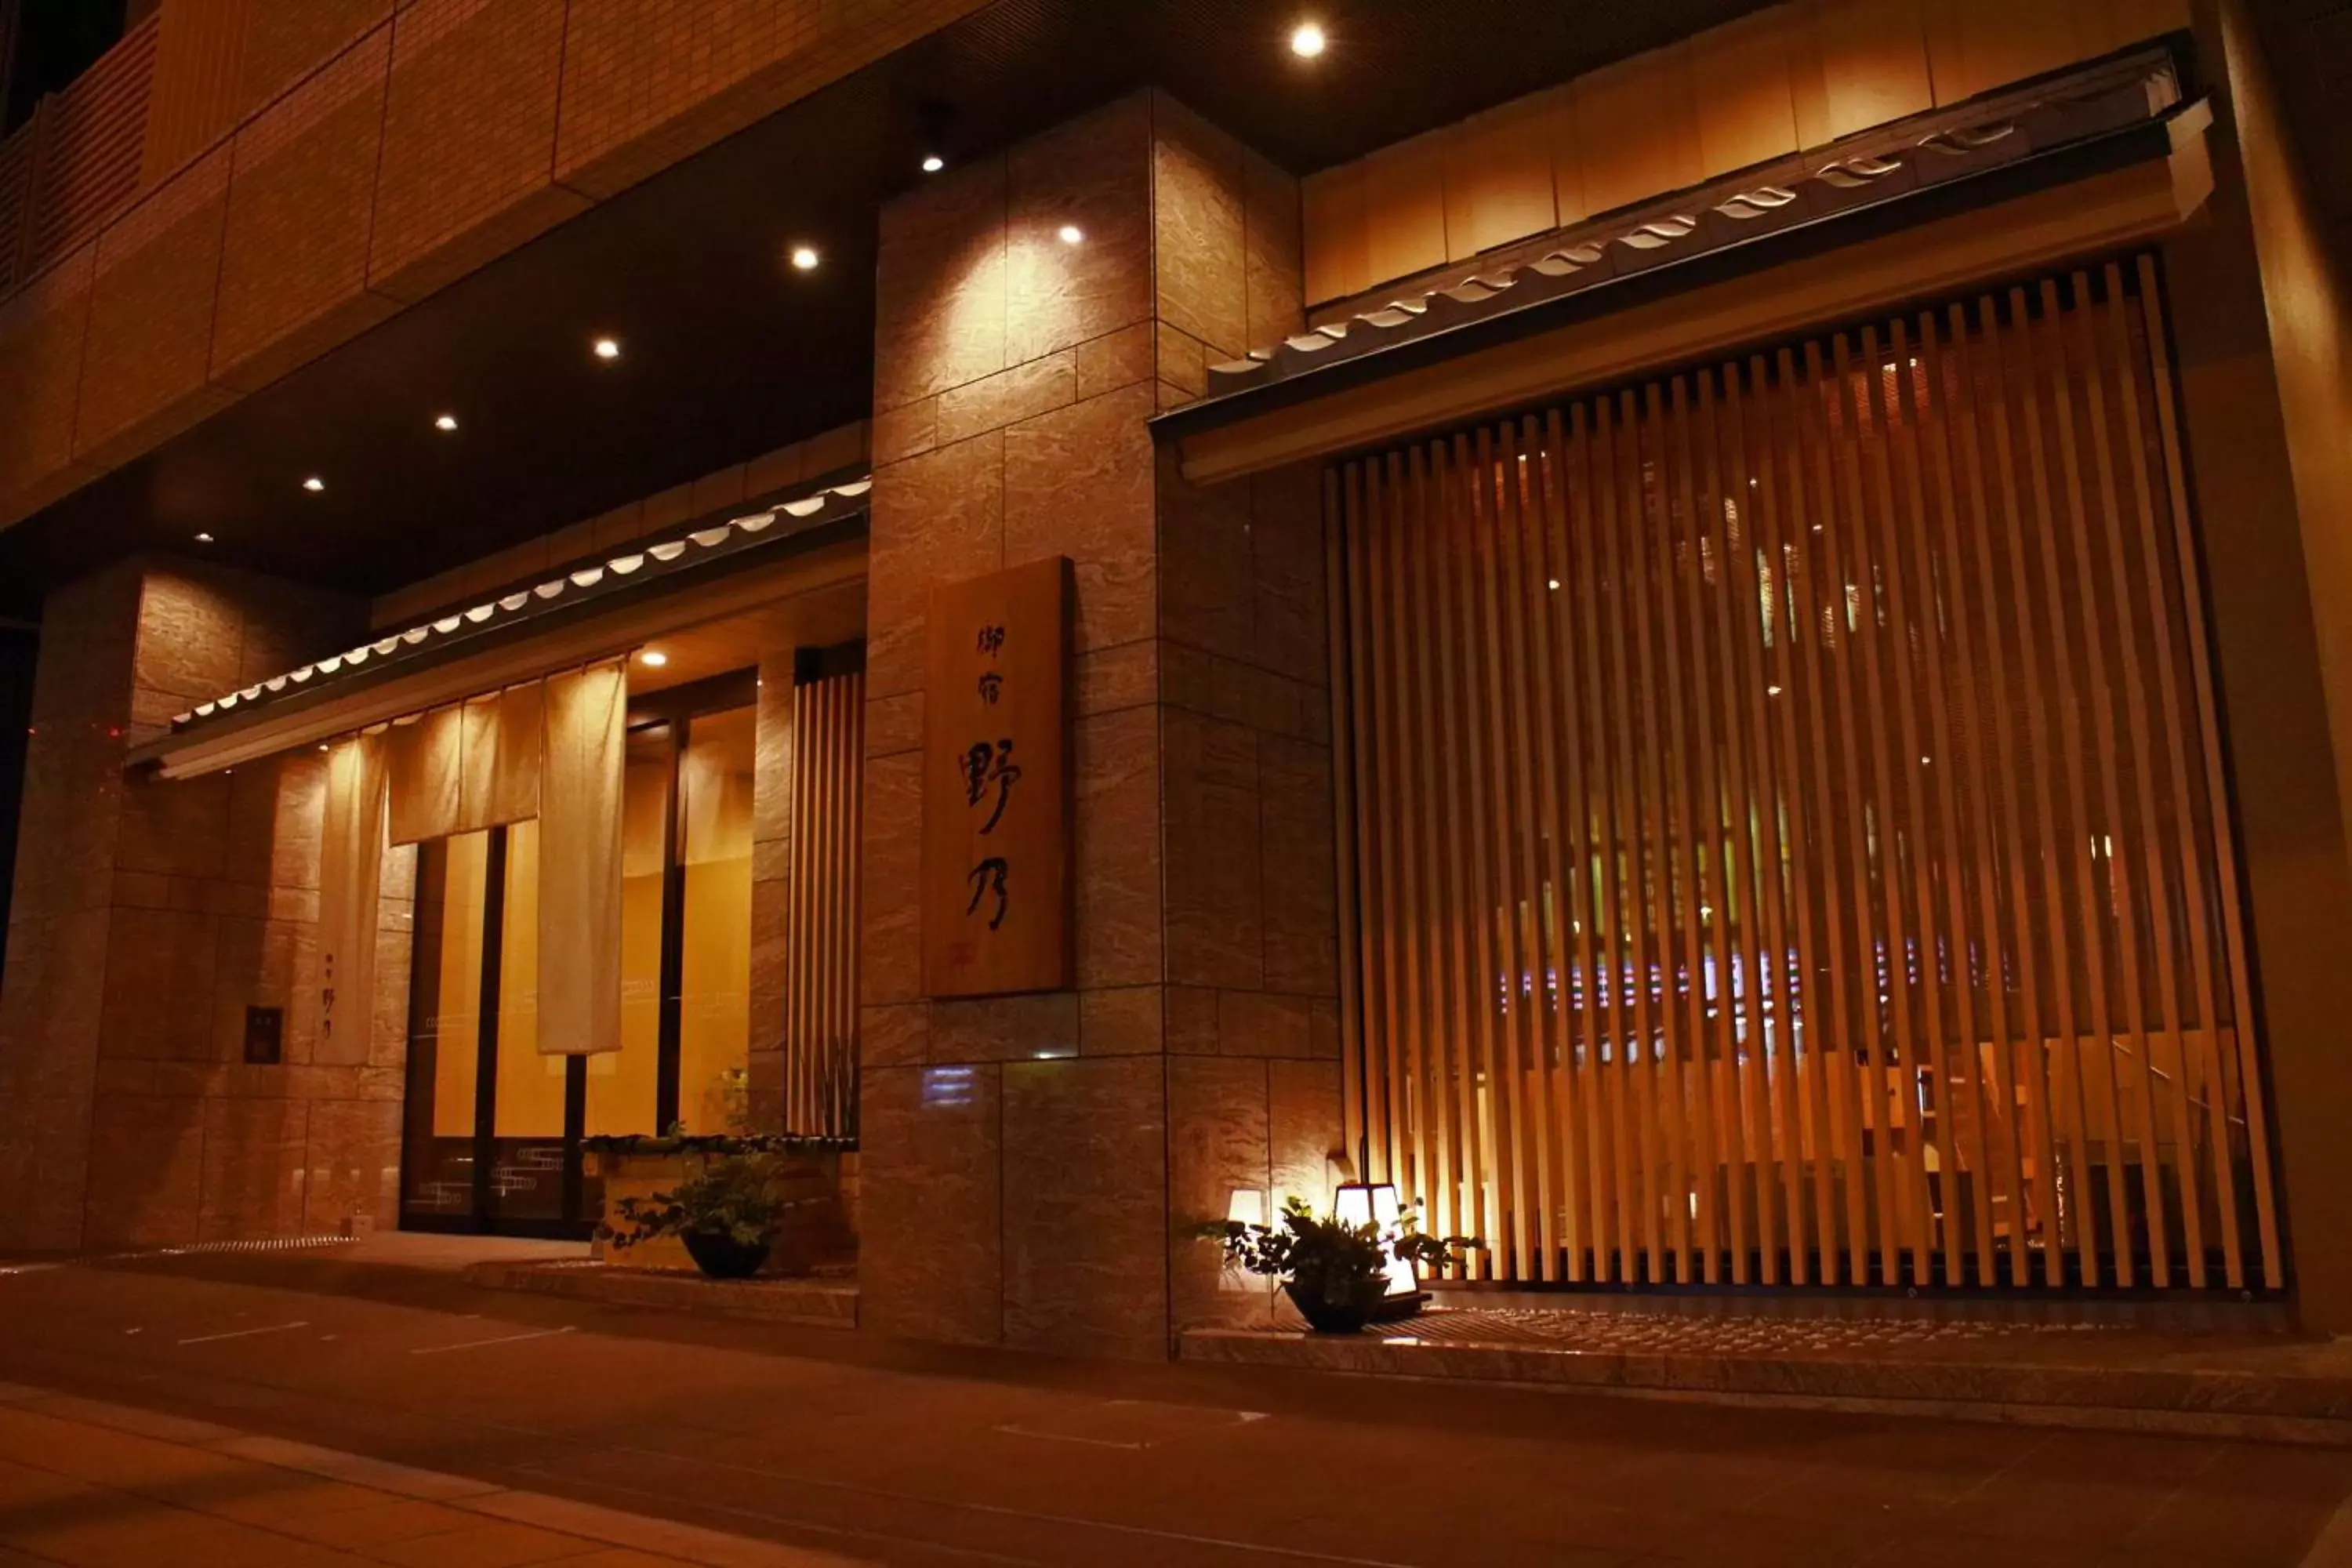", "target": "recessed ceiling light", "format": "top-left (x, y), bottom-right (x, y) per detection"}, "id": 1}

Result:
top-left (302, 477), bottom-right (325, 492)
top-left (921, 154), bottom-right (945, 173)
top-left (434, 413), bottom-right (458, 432)
top-left (194, 532), bottom-right (214, 543)
top-left (789, 245), bottom-right (820, 271)
top-left (1058, 223), bottom-right (1083, 245)
top-left (638, 649), bottom-right (668, 668)
top-left (593, 337), bottom-right (622, 361)
top-left (1290, 20), bottom-right (1327, 57)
